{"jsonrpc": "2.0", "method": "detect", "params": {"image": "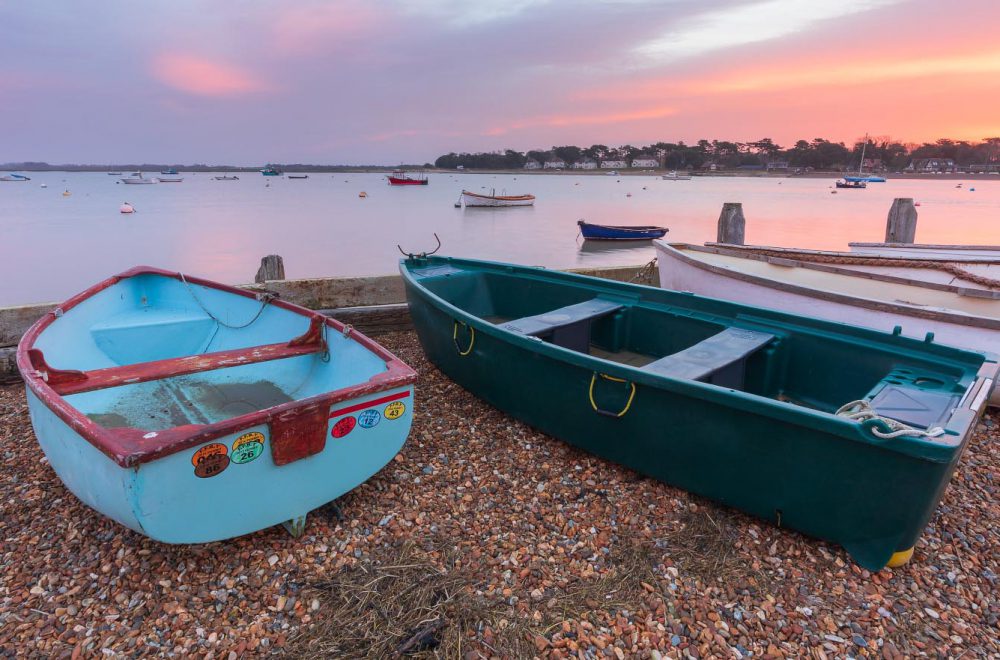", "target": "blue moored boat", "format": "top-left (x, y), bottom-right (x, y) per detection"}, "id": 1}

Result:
top-left (578, 220), bottom-right (668, 241)
top-left (844, 175), bottom-right (886, 183)
top-left (17, 267), bottom-right (416, 542)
